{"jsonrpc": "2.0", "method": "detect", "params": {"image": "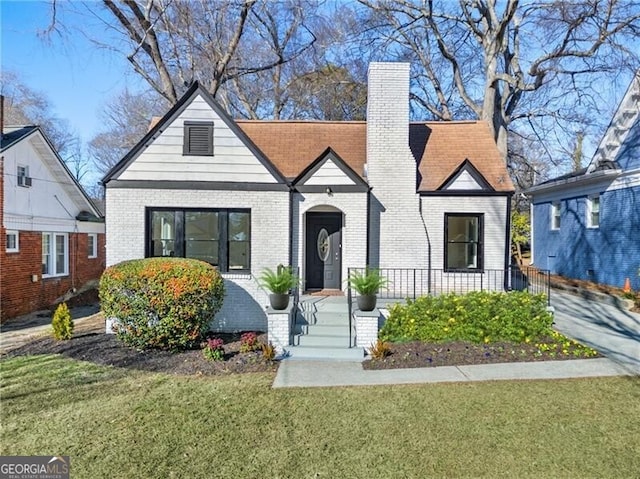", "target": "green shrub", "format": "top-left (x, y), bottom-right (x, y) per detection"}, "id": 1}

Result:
top-left (51, 302), bottom-right (74, 340)
top-left (99, 258), bottom-right (225, 351)
top-left (380, 291), bottom-right (552, 344)
top-left (259, 266), bottom-right (298, 294)
top-left (348, 268), bottom-right (388, 295)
